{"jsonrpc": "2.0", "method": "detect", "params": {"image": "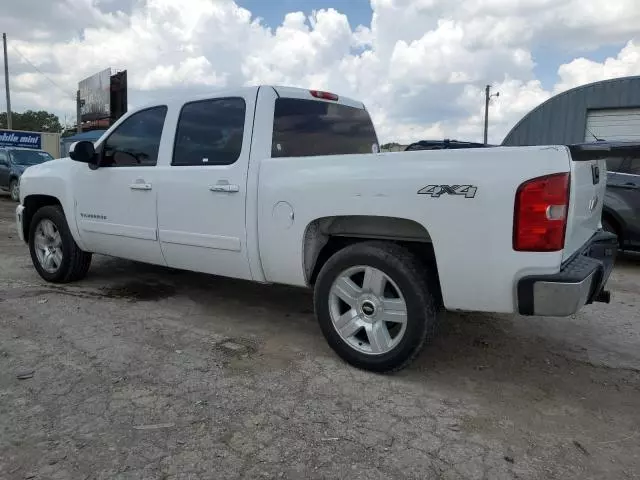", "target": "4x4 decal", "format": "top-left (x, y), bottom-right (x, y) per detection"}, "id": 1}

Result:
top-left (418, 185), bottom-right (478, 198)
